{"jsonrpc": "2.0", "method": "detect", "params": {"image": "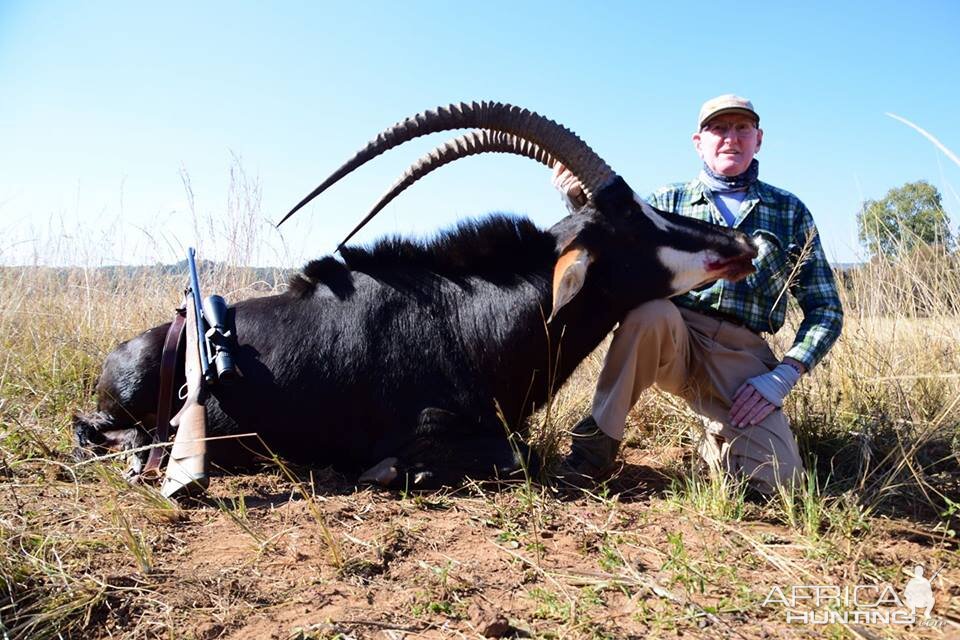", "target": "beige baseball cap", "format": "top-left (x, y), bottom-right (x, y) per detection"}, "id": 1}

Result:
top-left (698, 94), bottom-right (759, 129)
